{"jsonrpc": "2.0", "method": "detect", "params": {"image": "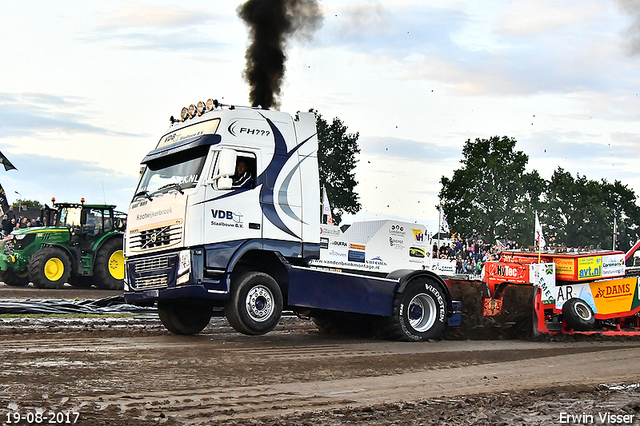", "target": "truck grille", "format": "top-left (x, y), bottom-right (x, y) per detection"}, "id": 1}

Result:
top-left (134, 274), bottom-right (168, 290)
top-left (128, 254), bottom-right (176, 291)
top-left (129, 222), bottom-right (182, 251)
top-left (134, 256), bottom-right (170, 273)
